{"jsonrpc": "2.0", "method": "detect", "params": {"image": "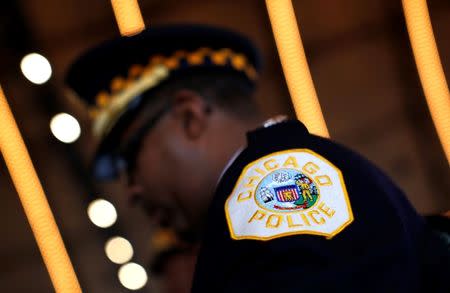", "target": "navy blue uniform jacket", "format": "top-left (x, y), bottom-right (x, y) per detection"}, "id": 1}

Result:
top-left (191, 120), bottom-right (447, 292)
